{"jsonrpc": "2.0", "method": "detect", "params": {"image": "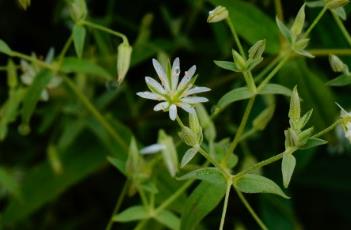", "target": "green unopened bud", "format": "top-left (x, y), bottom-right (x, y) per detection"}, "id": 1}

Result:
top-left (291, 4), bottom-right (306, 39)
top-left (248, 40), bottom-right (266, 61)
top-left (189, 112), bottom-right (202, 141)
top-left (329, 55), bottom-right (347, 73)
top-left (69, 0), bottom-right (88, 23)
top-left (195, 104), bottom-right (216, 141)
top-left (288, 86), bottom-right (301, 123)
top-left (326, 0), bottom-right (350, 9)
top-left (117, 41), bottom-right (132, 84)
top-left (179, 126), bottom-right (198, 147)
top-left (284, 128), bottom-right (299, 147)
top-left (232, 49), bottom-right (247, 71)
top-left (207, 5), bottom-right (228, 23)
